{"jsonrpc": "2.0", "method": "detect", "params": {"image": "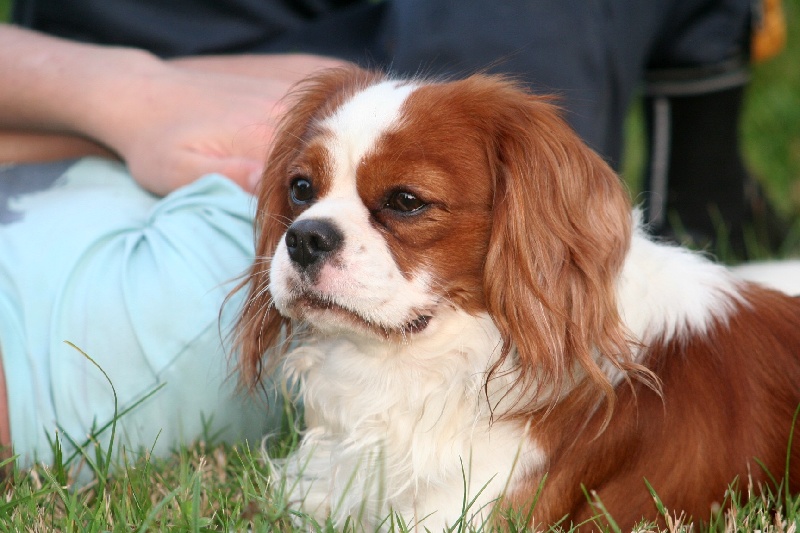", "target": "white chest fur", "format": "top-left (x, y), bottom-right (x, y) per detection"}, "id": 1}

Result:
top-left (278, 310), bottom-right (540, 530)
